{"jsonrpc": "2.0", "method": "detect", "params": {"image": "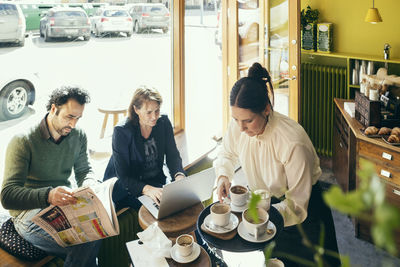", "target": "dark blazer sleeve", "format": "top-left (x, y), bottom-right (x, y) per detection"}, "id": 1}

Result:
top-left (110, 125), bottom-right (146, 197)
top-left (163, 116), bottom-right (185, 179)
